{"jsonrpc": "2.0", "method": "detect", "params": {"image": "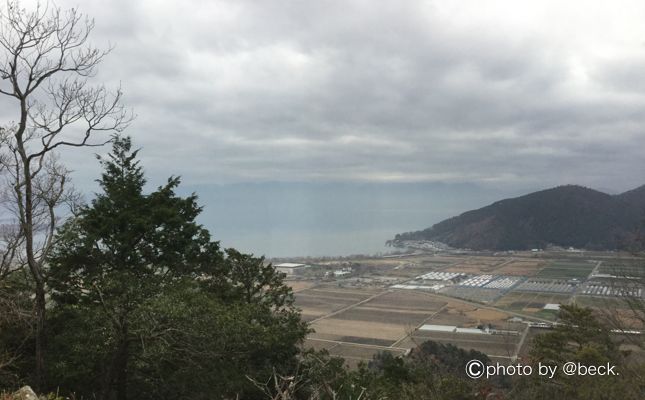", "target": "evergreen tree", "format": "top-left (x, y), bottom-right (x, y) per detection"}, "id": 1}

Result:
top-left (46, 136), bottom-right (307, 400)
top-left (510, 305), bottom-right (641, 400)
